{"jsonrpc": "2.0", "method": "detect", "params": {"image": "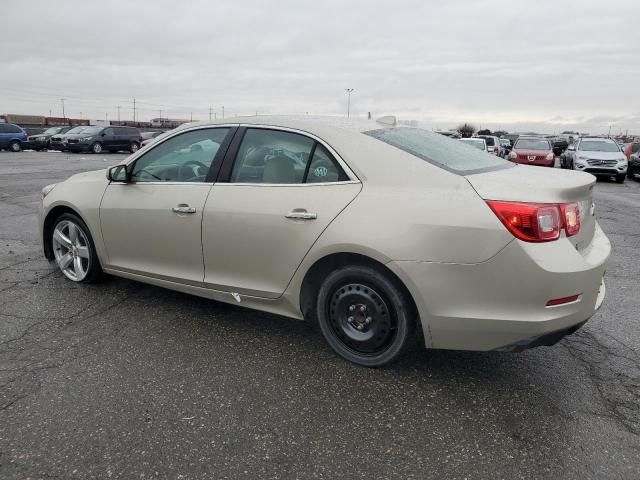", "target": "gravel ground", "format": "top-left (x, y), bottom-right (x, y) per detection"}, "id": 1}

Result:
top-left (1, 151), bottom-right (639, 479)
